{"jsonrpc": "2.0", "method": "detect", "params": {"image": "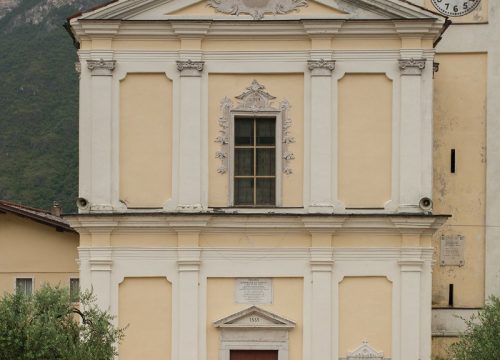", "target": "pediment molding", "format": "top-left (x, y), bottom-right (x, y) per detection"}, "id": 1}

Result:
top-left (341, 341), bottom-right (387, 360)
top-left (74, 0), bottom-right (444, 21)
top-left (213, 306), bottom-right (296, 329)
